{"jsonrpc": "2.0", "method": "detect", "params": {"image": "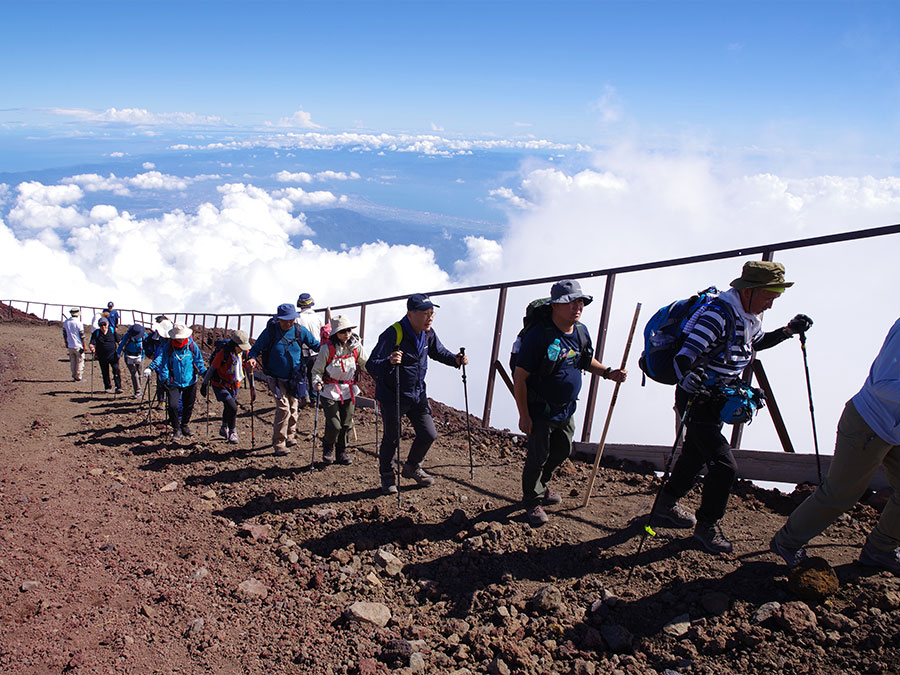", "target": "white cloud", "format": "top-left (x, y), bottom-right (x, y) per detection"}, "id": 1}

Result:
top-left (268, 108), bottom-right (322, 129)
top-left (488, 186), bottom-right (532, 210)
top-left (591, 84), bottom-right (624, 124)
top-left (143, 162), bottom-right (156, 169)
top-left (7, 181), bottom-right (86, 230)
top-left (109, 151), bottom-right (127, 158)
top-left (60, 171), bottom-right (191, 195)
top-left (272, 186), bottom-right (342, 207)
top-left (430, 122), bottom-right (445, 132)
top-left (314, 170), bottom-right (360, 181)
top-left (276, 170), bottom-right (313, 183)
